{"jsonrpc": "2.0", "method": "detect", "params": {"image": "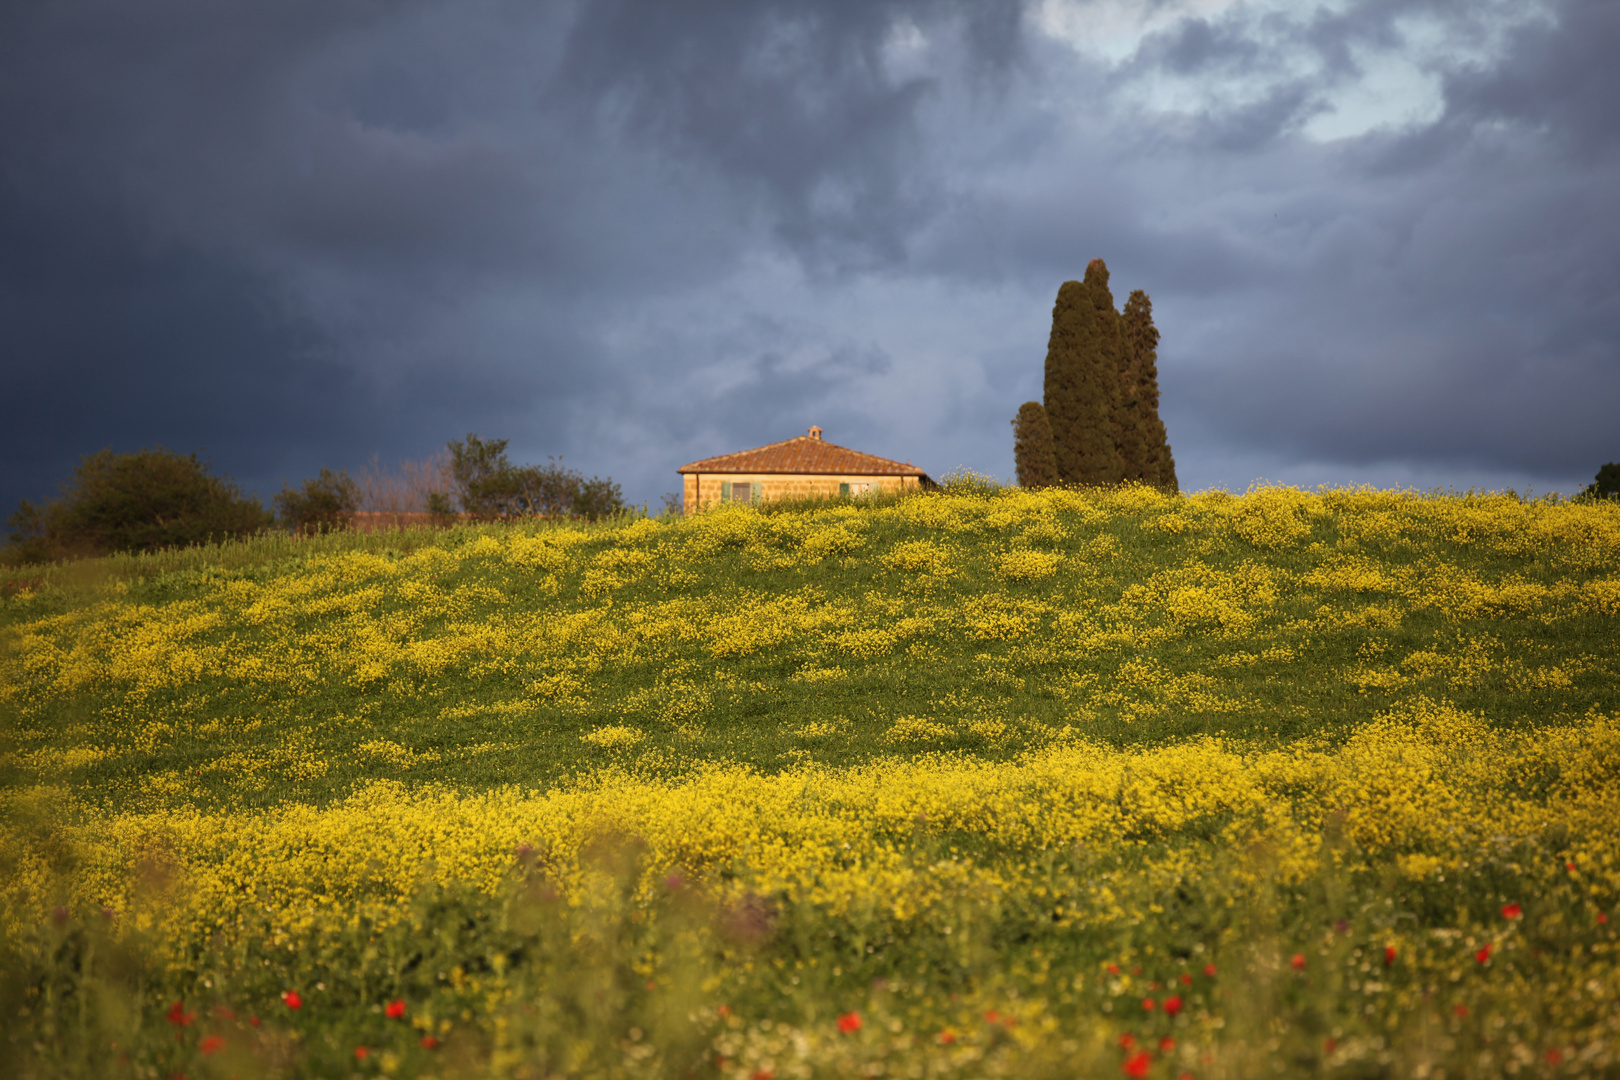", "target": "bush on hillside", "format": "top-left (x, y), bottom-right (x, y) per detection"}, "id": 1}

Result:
top-left (274, 467), bottom-right (360, 535)
top-left (1579, 462), bottom-right (1619, 501)
top-left (445, 434), bottom-right (627, 521)
top-left (3, 447), bottom-right (272, 565)
top-left (573, 476), bottom-right (626, 522)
